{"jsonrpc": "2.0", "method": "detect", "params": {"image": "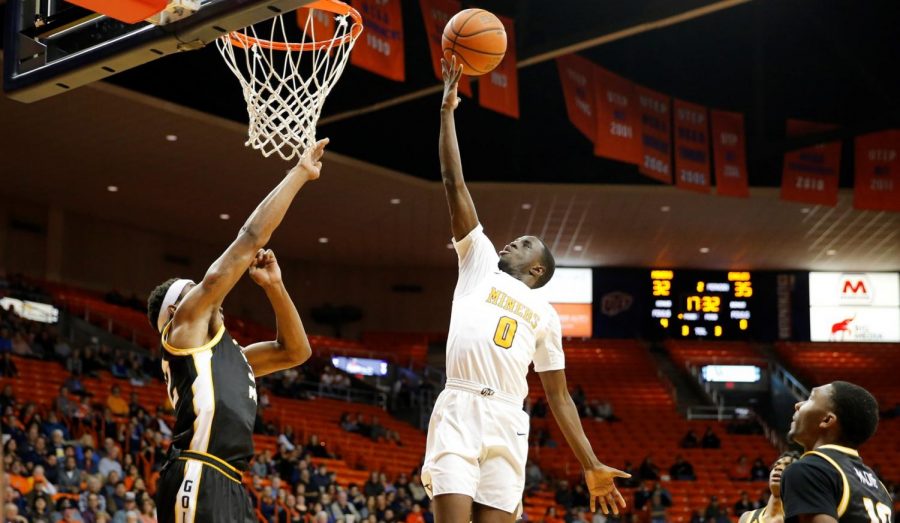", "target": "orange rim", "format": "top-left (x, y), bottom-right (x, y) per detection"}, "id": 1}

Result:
top-left (226, 0), bottom-right (363, 52)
